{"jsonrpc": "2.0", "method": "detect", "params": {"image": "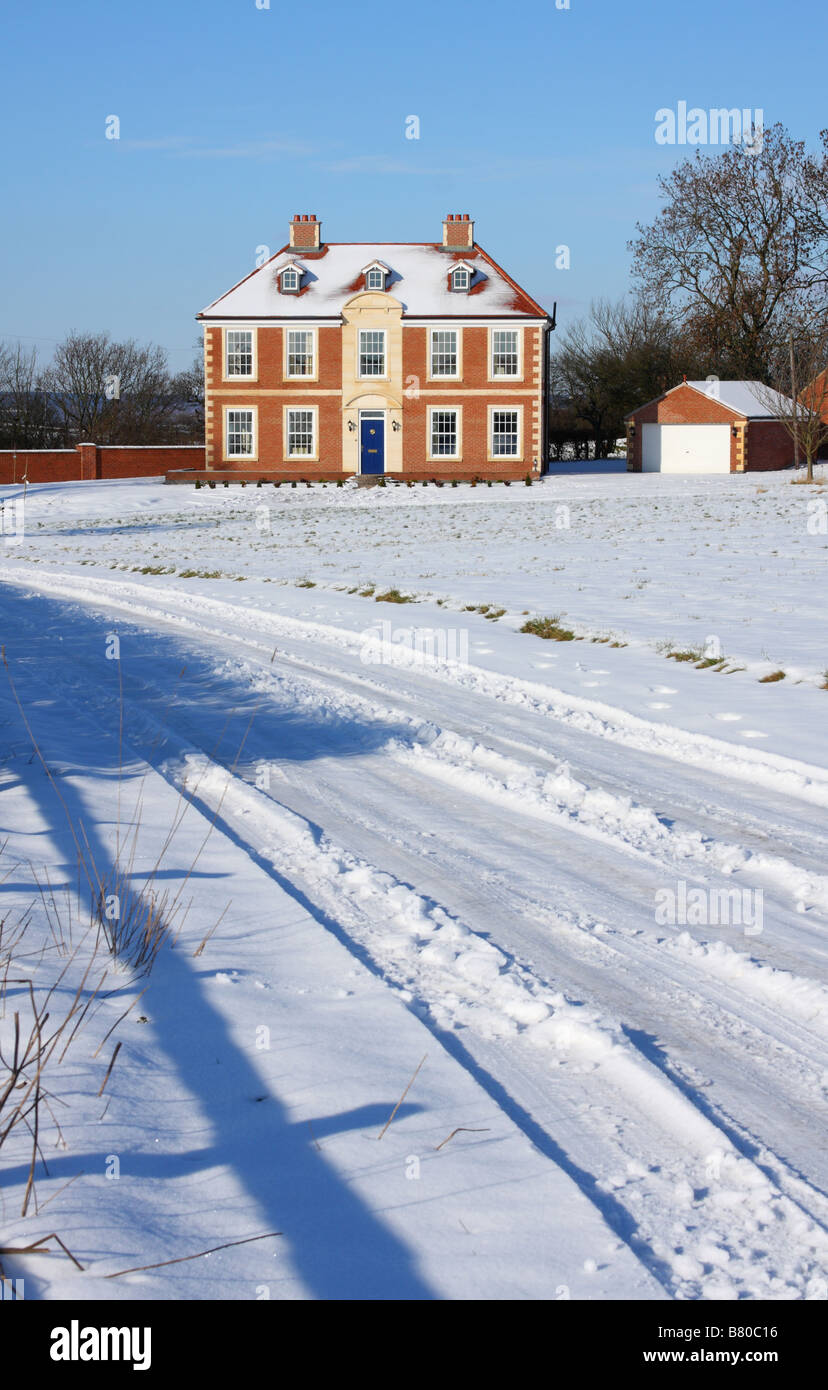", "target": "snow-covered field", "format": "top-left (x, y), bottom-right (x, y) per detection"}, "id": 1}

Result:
top-left (1, 468), bottom-right (827, 1301)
